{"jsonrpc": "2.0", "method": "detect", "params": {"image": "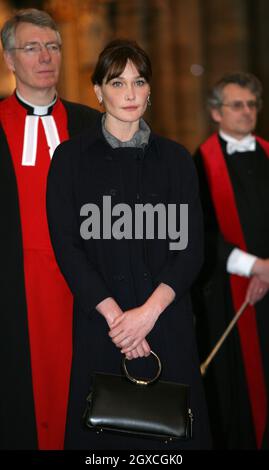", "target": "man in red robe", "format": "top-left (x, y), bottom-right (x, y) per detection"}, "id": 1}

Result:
top-left (0, 9), bottom-right (99, 450)
top-left (193, 73), bottom-right (269, 449)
